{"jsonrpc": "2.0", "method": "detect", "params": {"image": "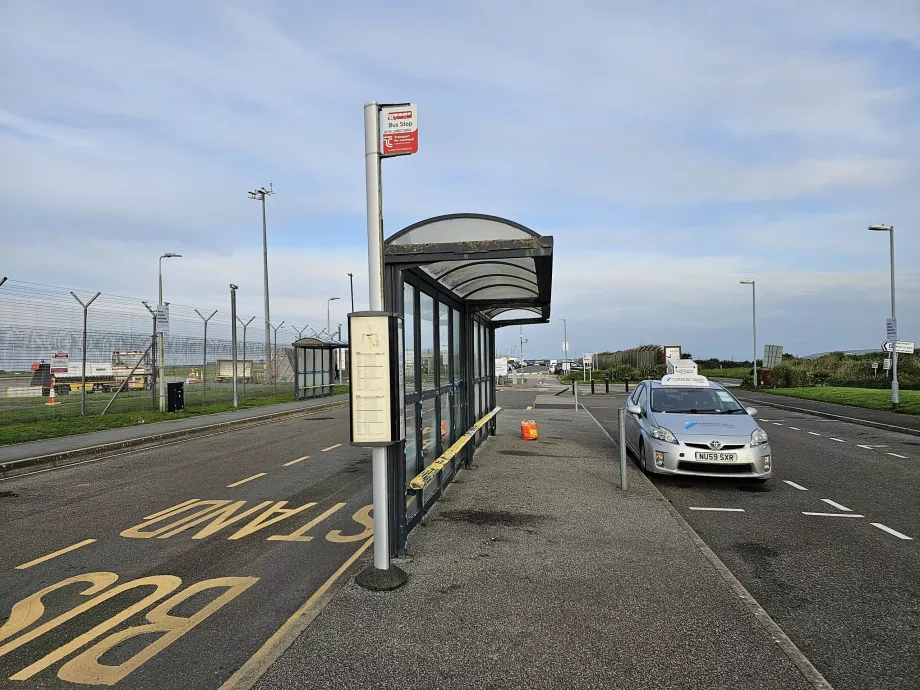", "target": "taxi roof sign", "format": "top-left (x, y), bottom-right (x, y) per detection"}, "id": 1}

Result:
top-left (660, 374), bottom-right (710, 388)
